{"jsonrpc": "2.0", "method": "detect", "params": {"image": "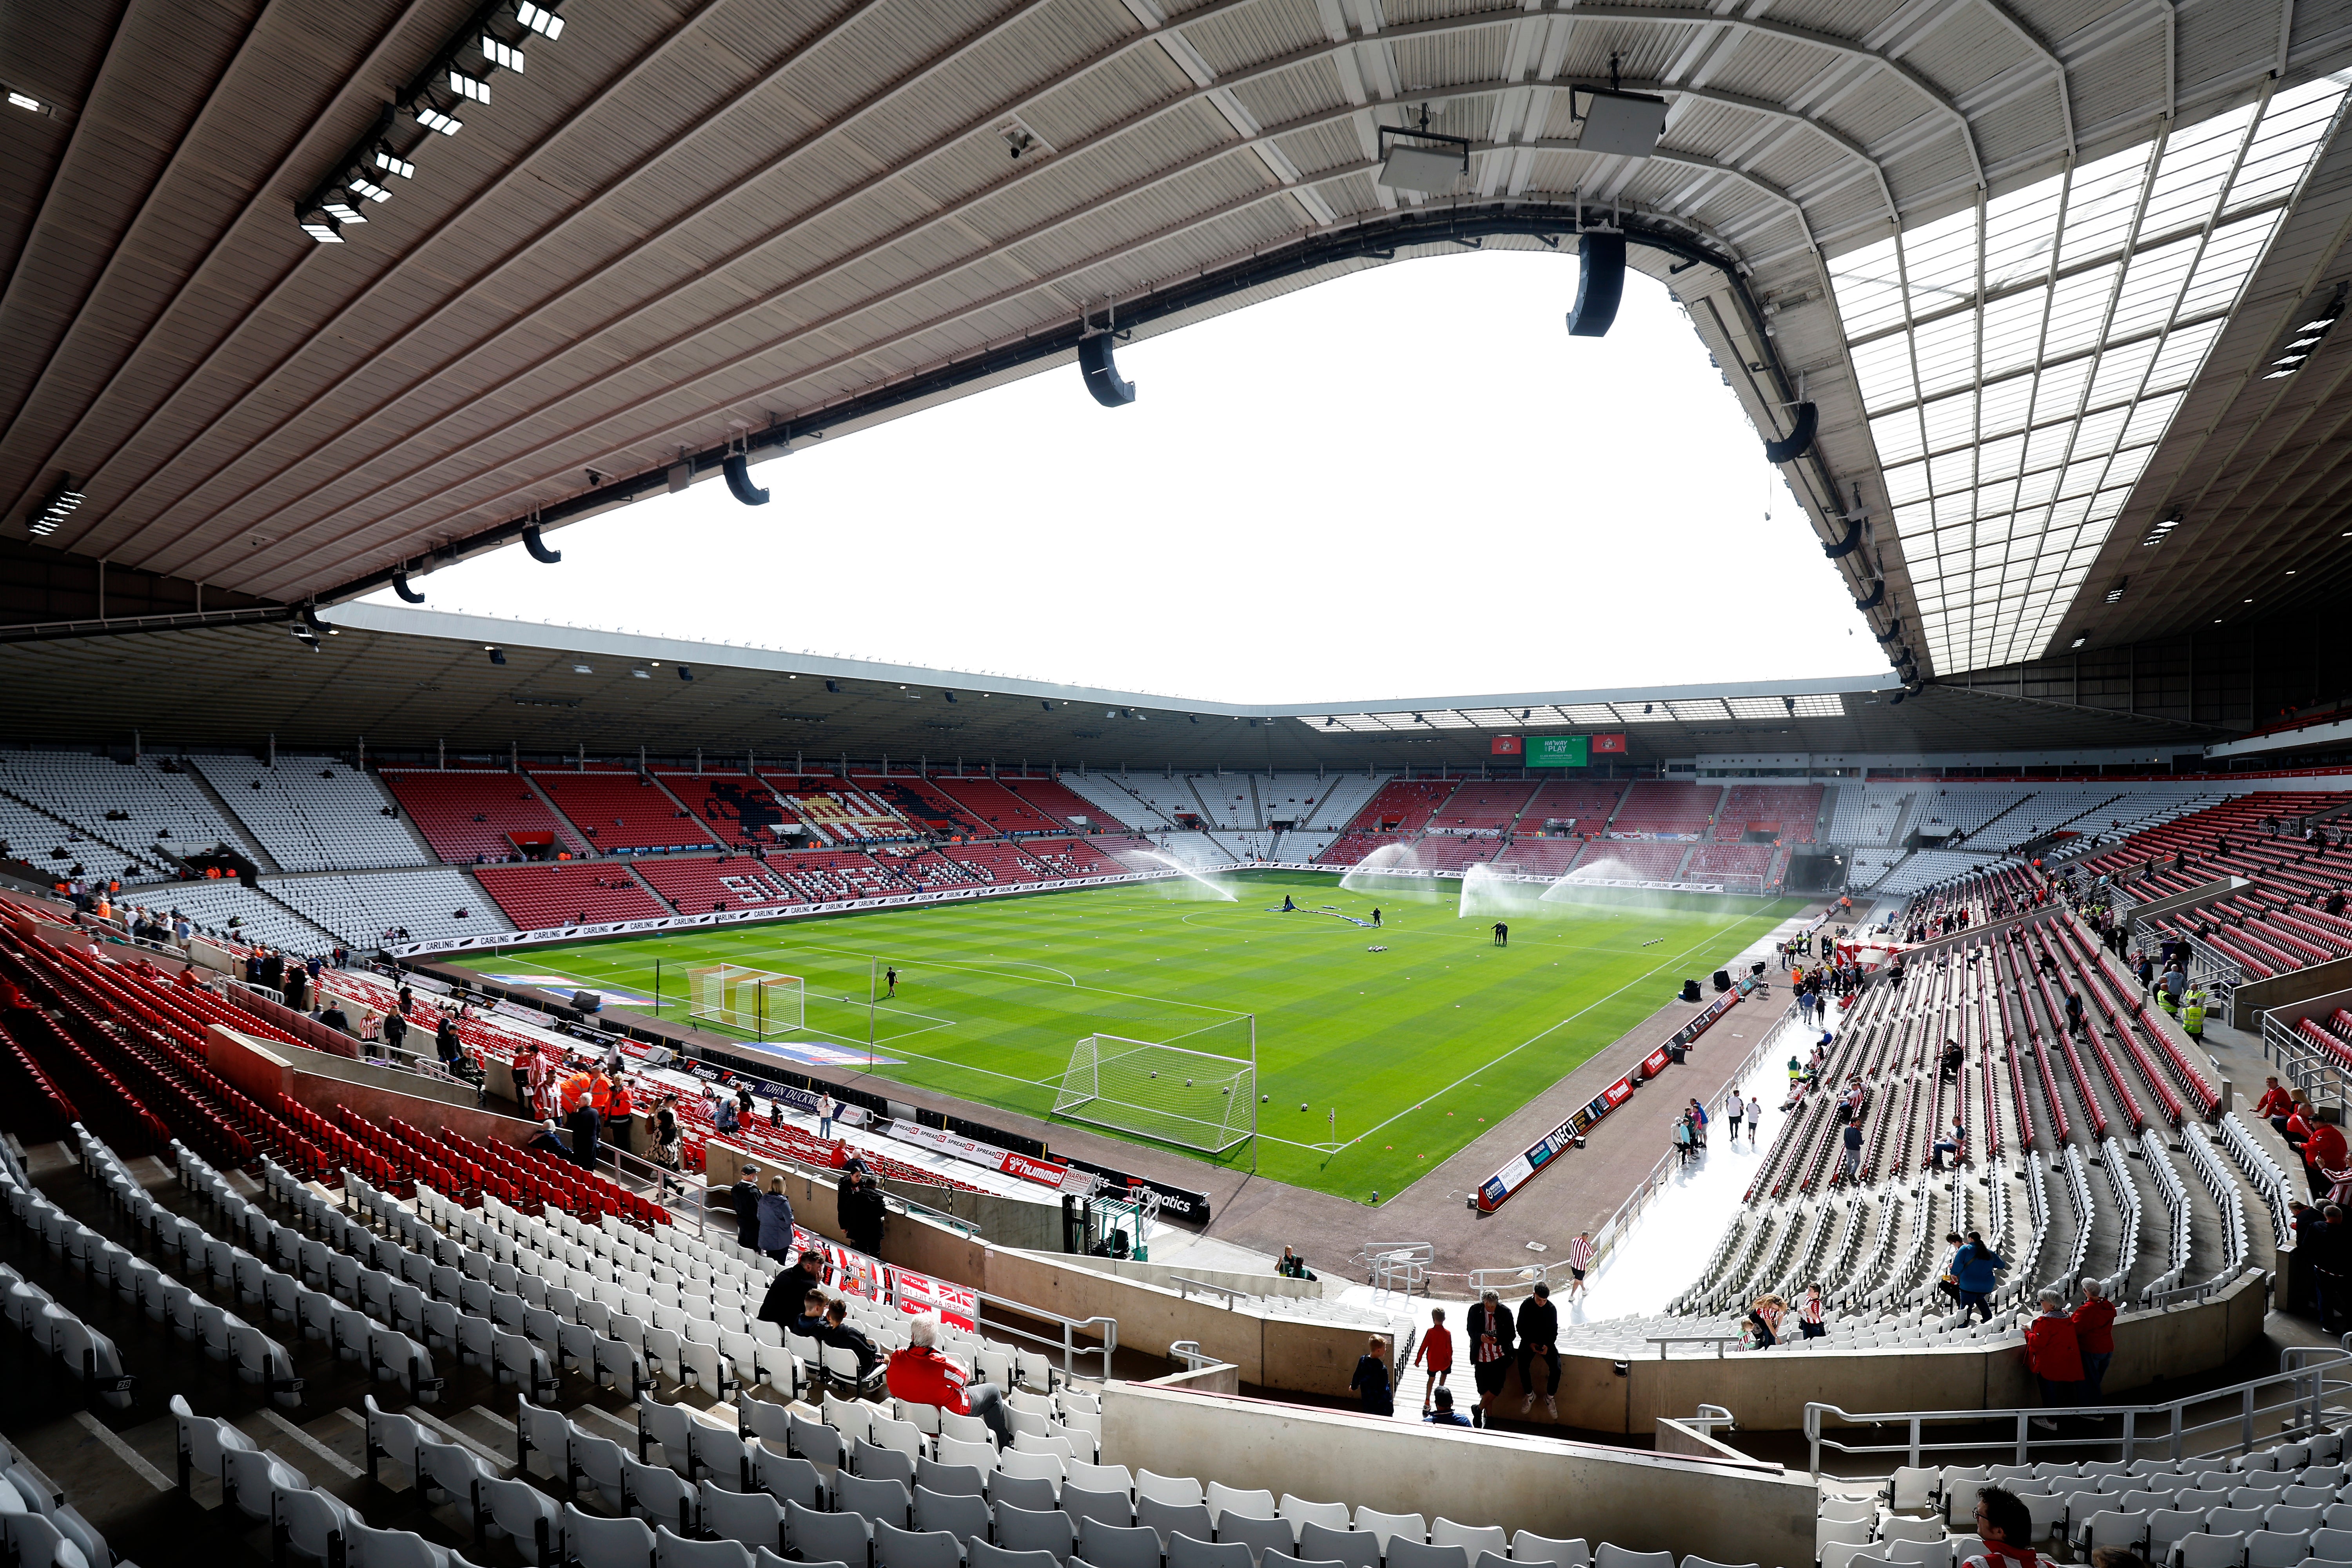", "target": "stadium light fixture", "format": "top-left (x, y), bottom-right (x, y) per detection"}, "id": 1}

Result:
top-left (1376, 107), bottom-right (1470, 194)
top-left (347, 175), bottom-right (393, 203)
top-left (1570, 58), bottom-right (1668, 160)
top-left (8, 91), bottom-right (44, 113)
top-left (25, 475), bottom-right (85, 537)
top-left (299, 209), bottom-right (344, 244)
top-left (515, 0), bottom-right (565, 38)
top-left (321, 197), bottom-right (367, 225)
top-left (374, 143), bottom-right (414, 180)
top-left (413, 100), bottom-right (463, 135)
top-left (479, 34), bottom-right (525, 72)
top-left (448, 67), bottom-right (491, 104)
top-left (486, 647), bottom-right (506, 665)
